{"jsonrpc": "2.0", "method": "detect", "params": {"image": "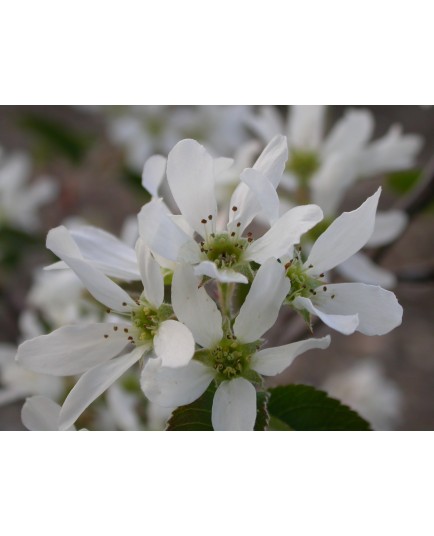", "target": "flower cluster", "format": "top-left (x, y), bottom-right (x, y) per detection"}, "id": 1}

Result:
top-left (14, 135), bottom-right (403, 431)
